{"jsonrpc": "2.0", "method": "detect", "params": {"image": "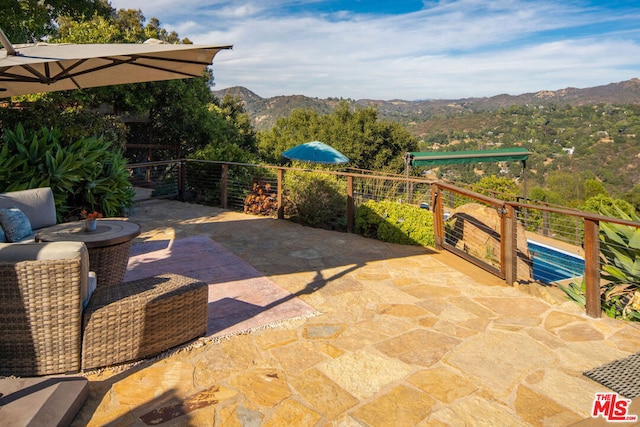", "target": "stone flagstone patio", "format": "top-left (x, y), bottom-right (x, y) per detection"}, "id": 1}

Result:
top-left (71, 198), bottom-right (640, 426)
